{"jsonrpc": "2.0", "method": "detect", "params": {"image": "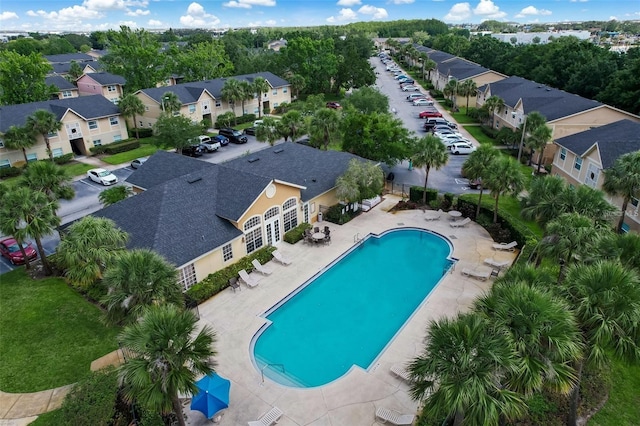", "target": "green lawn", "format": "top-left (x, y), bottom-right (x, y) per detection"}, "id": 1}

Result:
top-left (0, 269), bottom-right (119, 393)
top-left (589, 359), bottom-right (640, 426)
top-left (450, 109), bottom-right (480, 124)
top-left (463, 125), bottom-right (497, 146)
top-left (101, 143), bottom-right (164, 165)
top-left (61, 162), bottom-right (93, 177)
